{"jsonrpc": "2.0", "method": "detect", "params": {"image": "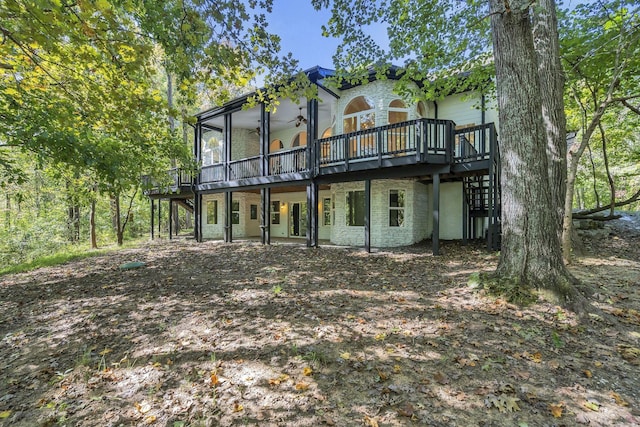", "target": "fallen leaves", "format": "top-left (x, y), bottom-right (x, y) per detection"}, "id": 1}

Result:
top-left (617, 344), bottom-right (640, 365)
top-left (0, 410), bottom-right (11, 419)
top-left (484, 394), bottom-right (521, 413)
top-left (549, 402), bottom-right (564, 418)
